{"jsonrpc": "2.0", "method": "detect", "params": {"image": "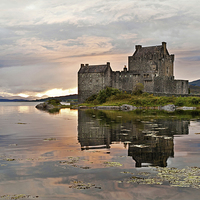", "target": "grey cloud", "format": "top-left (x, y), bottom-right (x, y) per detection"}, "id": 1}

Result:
top-left (0, 0), bottom-right (199, 98)
top-left (182, 56), bottom-right (200, 61)
top-left (42, 46), bottom-right (55, 50)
